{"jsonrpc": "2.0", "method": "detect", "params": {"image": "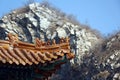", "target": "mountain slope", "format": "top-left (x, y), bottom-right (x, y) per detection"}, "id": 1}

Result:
top-left (0, 3), bottom-right (101, 65)
top-left (0, 2), bottom-right (119, 80)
